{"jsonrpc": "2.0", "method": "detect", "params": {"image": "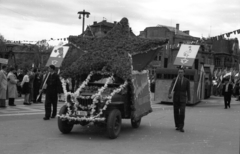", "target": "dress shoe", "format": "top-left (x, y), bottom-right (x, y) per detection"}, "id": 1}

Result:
top-left (0, 106), bottom-right (6, 108)
top-left (51, 115), bottom-right (56, 118)
top-left (43, 117), bottom-right (50, 120)
top-left (179, 128), bottom-right (185, 132)
top-left (9, 104), bottom-right (16, 106)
